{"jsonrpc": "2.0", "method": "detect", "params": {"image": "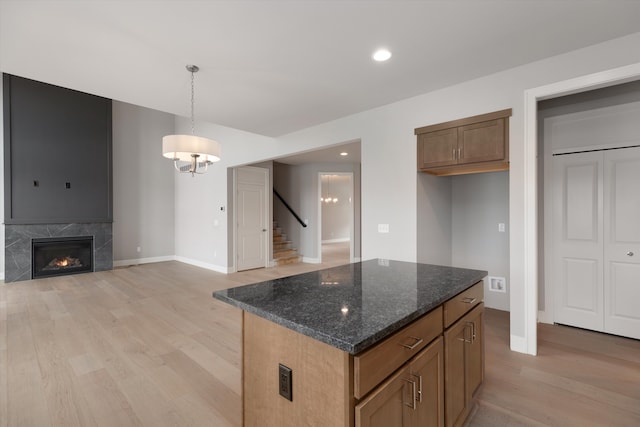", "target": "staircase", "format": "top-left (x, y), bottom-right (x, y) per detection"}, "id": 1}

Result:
top-left (273, 221), bottom-right (302, 266)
